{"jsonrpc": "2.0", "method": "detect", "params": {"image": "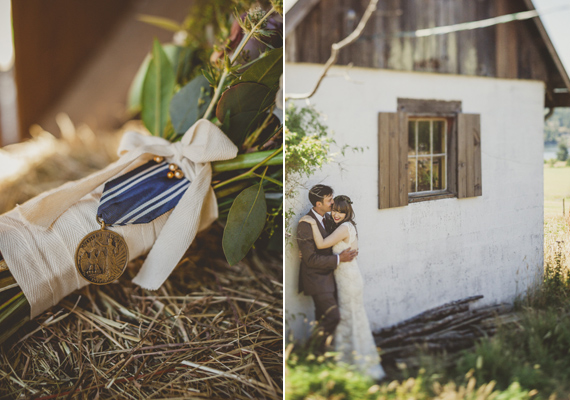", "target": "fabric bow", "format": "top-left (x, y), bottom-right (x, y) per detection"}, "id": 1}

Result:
top-left (17, 119), bottom-right (238, 290)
